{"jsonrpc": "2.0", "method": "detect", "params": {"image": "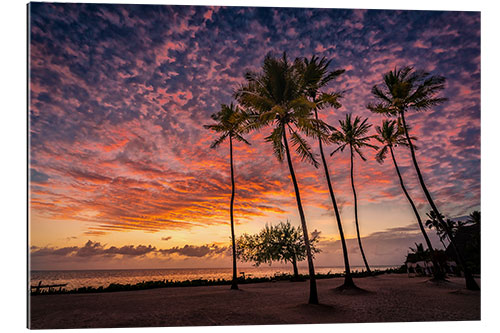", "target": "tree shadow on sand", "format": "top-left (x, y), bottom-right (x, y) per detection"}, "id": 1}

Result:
top-left (423, 277), bottom-right (480, 294)
top-left (425, 277), bottom-right (452, 286)
top-left (450, 288), bottom-right (480, 295)
top-left (332, 283), bottom-right (373, 295)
